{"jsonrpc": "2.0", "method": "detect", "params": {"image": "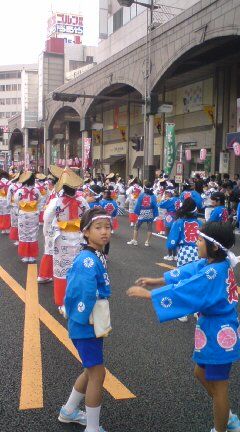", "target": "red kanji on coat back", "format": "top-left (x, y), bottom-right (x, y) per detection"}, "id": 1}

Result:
top-left (226, 267), bottom-right (238, 304)
top-left (184, 221), bottom-right (199, 243)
